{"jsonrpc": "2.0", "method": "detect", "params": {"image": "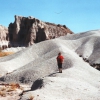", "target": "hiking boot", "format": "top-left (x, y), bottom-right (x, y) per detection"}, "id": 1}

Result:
top-left (59, 71), bottom-right (62, 73)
